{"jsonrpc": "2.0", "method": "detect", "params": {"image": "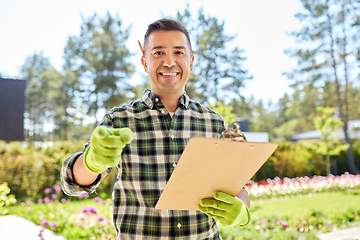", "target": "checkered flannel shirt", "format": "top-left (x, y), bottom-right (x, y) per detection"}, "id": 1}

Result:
top-left (61, 89), bottom-right (227, 239)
